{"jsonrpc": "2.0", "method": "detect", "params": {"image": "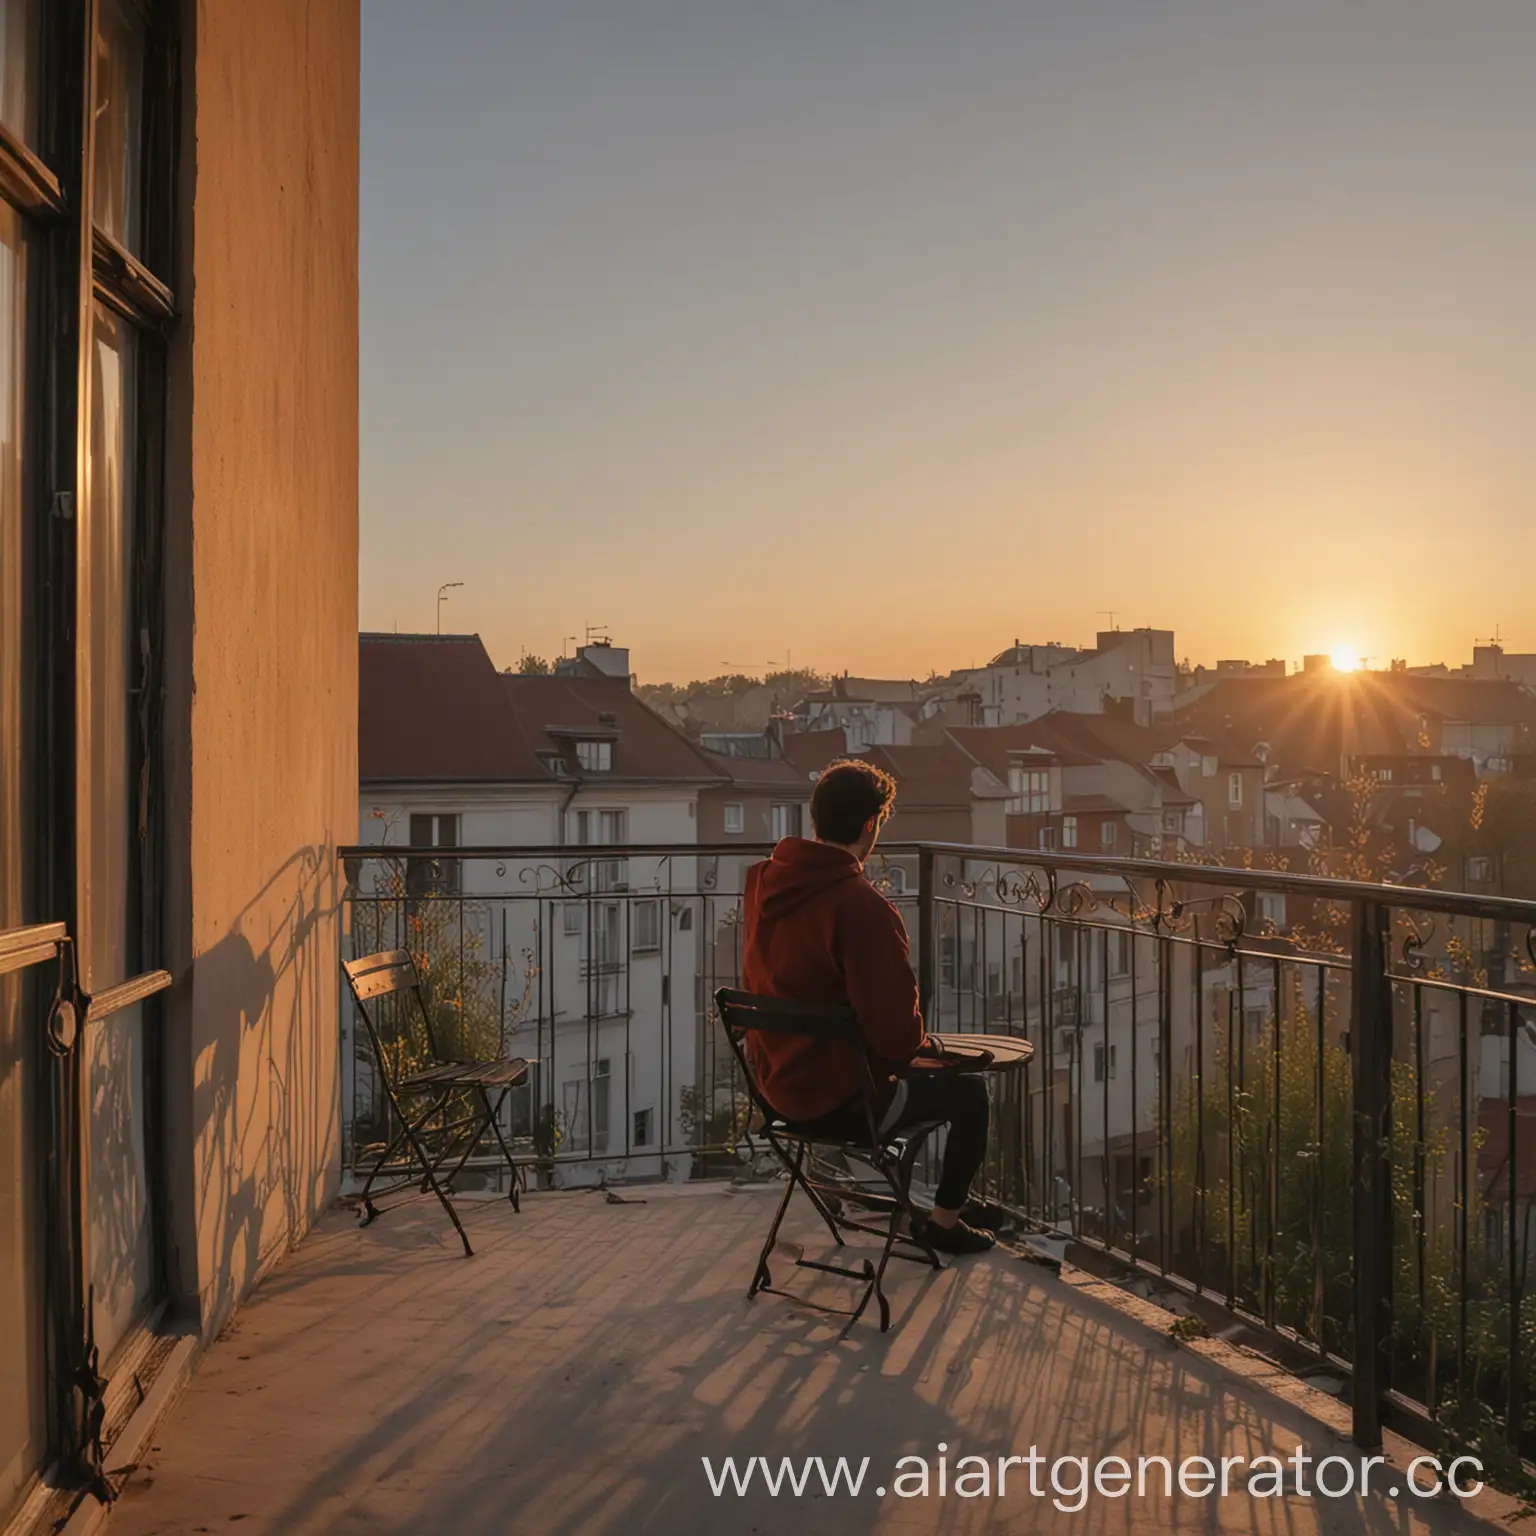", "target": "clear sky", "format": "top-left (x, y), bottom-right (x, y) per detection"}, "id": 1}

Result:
top-left (360, 2), bottom-right (1536, 683)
